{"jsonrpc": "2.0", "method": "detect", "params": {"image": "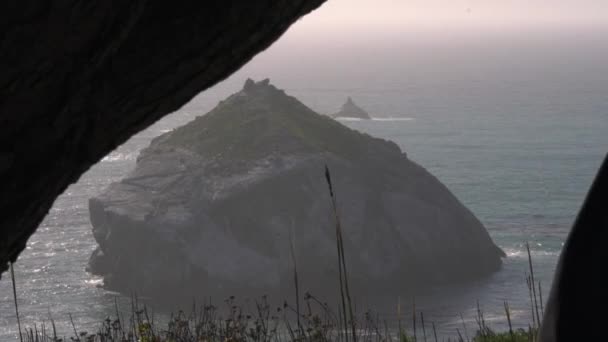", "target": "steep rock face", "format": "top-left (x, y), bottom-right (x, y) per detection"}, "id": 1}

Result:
top-left (331, 97), bottom-right (371, 119)
top-left (89, 79), bottom-right (505, 299)
top-left (0, 1), bottom-right (325, 276)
